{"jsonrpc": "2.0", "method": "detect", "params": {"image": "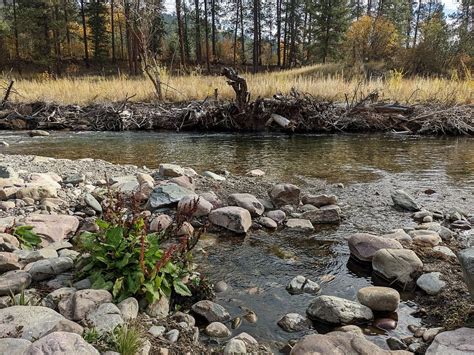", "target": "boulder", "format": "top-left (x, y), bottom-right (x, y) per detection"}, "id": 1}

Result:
top-left (426, 327), bottom-right (474, 355)
top-left (0, 233), bottom-right (19, 251)
top-left (228, 193), bottom-right (265, 216)
top-left (410, 230), bottom-right (442, 247)
top-left (224, 339), bottom-right (247, 354)
top-left (302, 194), bottom-right (338, 207)
top-left (205, 322), bottom-right (231, 337)
top-left (266, 210), bottom-right (286, 224)
top-left (372, 249), bottom-right (423, 285)
top-left (16, 185), bottom-right (57, 201)
top-left (29, 130), bottom-right (50, 137)
top-left (41, 287), bottom-right (76, 310)
top-left (302, 206), bottom-right (341, 224)
top-left (277, 313), bottom-right (309, 332)
top-left (22, 214), bottom-right (80, 246)
top-left (258, 217), bottom-right (278, 229)
top-left (117, 297), bottom-right (139, 321)
top-left (416, 272), bottom-right (446, 295)
top-left (0, 306), bottom-right (73, 341)
top-left (22, 248), bottom-right (58, 263)
top-left (357, 286), bottom-right (400, 312)
top-left (0, 270), bottom-right (32, 296)
top-left (287, 275), bottom-right (320, 295)
top-left (348, 233), bottom-right (403, 262)
top-left (25, 331), bottom-right (99, 355)
top-left (146, 295), bottom-right (169, 318)
top-left (159, 163), bottom-right (184, 177)
top-left (199, 191), bottom-right (222, 209)
top-left (148, 183), bottom-right (194, 209)
top-left (286, 218), bottom-right (314, 232)
top-left (391, 190), bottom-right (420, 211)
top-left (306, 295), bottom-right (373, 325)
top-left (70, 289), bottom-right (113, 321)
top-left (149, 214), bottom-right (173, 232)
top-left (24, 257), bottom-right (74, 281)
top-left (209, 207), bottom-right (252, 233)
top-left (0, 166), bottom-right (17, 179)
top-left (433, 246), bottom-right (456, 259)
top-left (0, 252), bottom-right (20, 272)
top-left (177, 195), bottom-right (213, 217)
top-left (191, 300), bottom-right (231, 323)
top-left (84, 193), bottom-right (102, 213)
top-left (0, 338), bottom-right (31, 355)
top-left (170, 175), bottom-right (195, 191)
top-left (268, 183), bottom-right (300, 206)
top-left (458, 248), bottom-right (474, 301)
top-left (381, 229), bottom-right (412, 243)
top-left (291, 332), bottom-right (411, 355)
top-left (86, 303), bottom-right (124, 334)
